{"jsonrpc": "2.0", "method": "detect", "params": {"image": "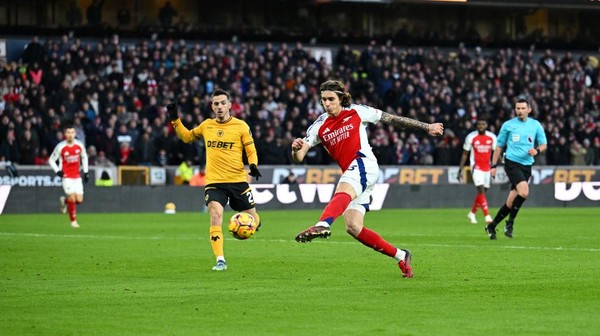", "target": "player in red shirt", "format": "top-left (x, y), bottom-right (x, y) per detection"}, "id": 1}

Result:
top-left (49, 126), bottom-right (89, 228)
top-left (458, 120), bottom-right (497, 224)
top-left (291, 80), bottom-right (444, 277)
